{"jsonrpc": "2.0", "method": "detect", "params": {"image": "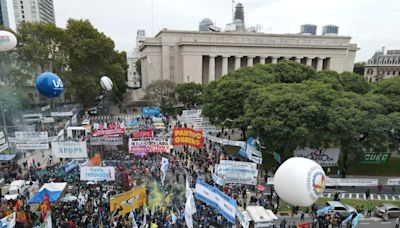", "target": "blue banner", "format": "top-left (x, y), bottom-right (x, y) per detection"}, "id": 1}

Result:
top-left (63, 160), bottom-right (78, 173)
top-left (143, 107), bottom-right (161, 117)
